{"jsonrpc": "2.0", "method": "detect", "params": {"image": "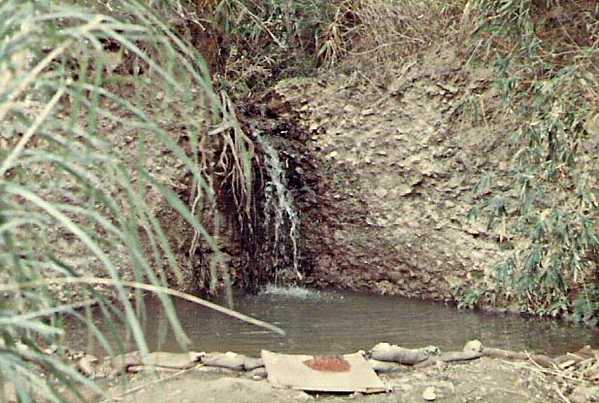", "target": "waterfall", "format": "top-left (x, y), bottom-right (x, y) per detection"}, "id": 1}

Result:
top-left (259, 136), bottom-right (302, 282)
